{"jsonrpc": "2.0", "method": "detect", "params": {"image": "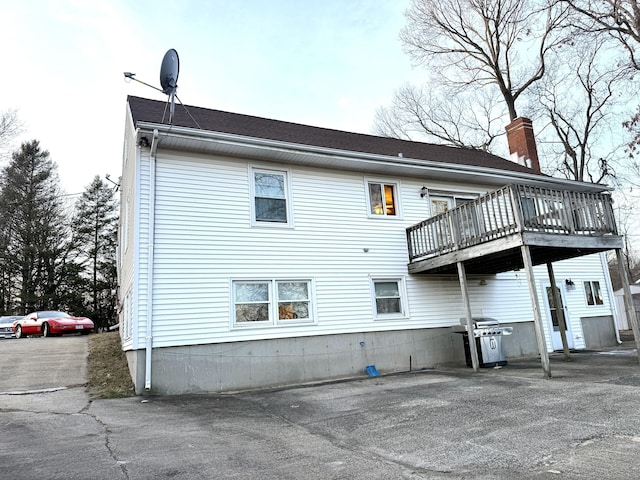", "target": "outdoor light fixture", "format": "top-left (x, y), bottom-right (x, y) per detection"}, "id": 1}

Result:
top-left (420, 186), bottom-right (428, 198)
top-left (565, 279), bottom-right (576, 290)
